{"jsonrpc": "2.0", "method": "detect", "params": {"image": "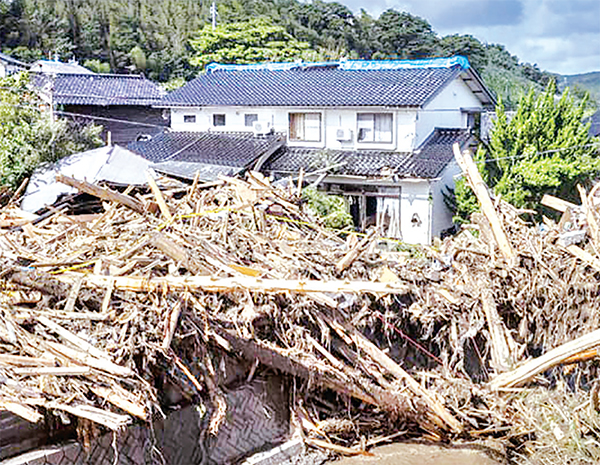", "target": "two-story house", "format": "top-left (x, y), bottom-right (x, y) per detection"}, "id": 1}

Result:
top-left (136, 56), bottom-right (494, 244)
